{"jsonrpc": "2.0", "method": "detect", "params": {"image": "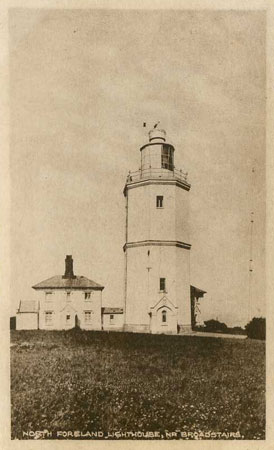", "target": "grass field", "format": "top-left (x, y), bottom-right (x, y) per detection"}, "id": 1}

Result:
top-left (10, 329), bottom-right (265, 440)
